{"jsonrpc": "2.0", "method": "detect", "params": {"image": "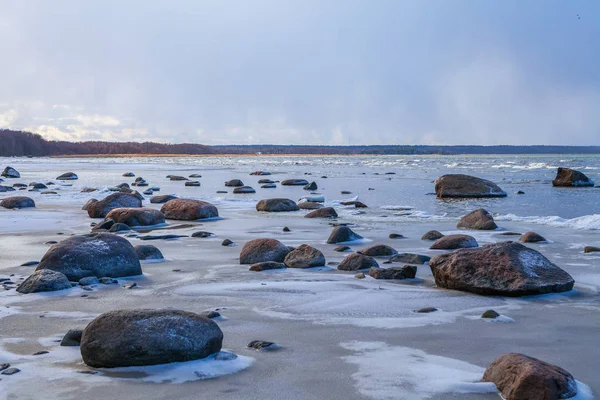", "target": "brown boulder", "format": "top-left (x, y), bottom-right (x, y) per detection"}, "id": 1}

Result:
top-left (429, 242), bottom-right (574, 296)
top-left (87, 192), bottom-right (142, 218)
top-left (519, 232), bottom-right (547, 243)
top-left (0, 196), bottom-right (35, 209)
top-left (249, 261), bottom-right (286, 271)
top-left (337, 253), bottom-right (379, 271)
top-left (105, 208), bottom-right (165, 227)
top-left (457, 209), bottom-right (497, 230)
top-left (283, 244), bottom-right (325, 268)
top-left (304, 207), bottom-right (338, 218)
top-left (552, 167), bottom-right (594, 187)
top-left (435, 174), bottom-right (507, 198)
top-left (482, 353), bottom-right (577, 400)
top-left (358, 244), bottom-right (398, 257)
top-left (298, 201), bottom-right (322, 210)
top-left (584, 246), bottom-right (600, 253)
top-left (160, 199), bottom-right (219, 220)
top-left (256, 198), bottom-right (299, 212)
top-left (368, 265), bottom-right (416, 280)
top-left (239, 238), bottom-right (290, 264)
top-left (421, 230), bottom-right (444, 240)
top-left (430, 234), bottom-right (478, 250)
